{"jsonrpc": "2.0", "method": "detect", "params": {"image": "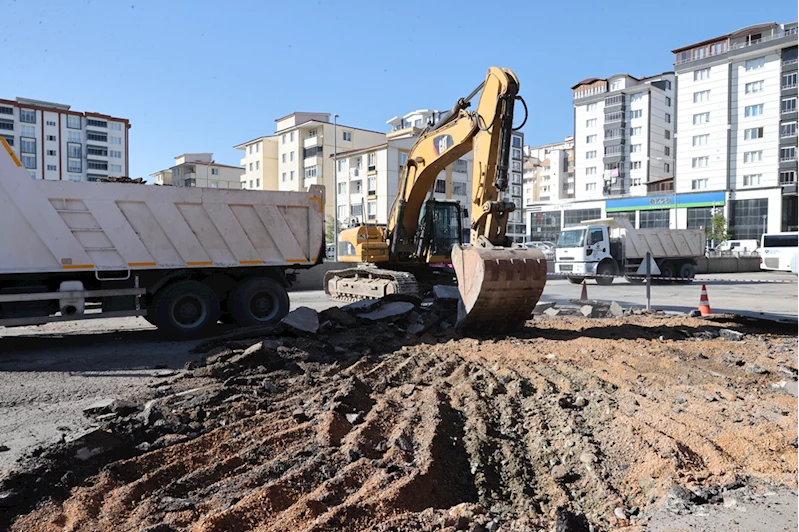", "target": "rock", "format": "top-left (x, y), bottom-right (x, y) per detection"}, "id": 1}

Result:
top-left (400, 383), bottom-right (416, 397)
top-left (357, 301), bottom-right (416, 321)
top-left (161, 496), bottom-right (195, 512)
top-left (676, 396), bottom-right (687, 404)
top-left (455, 516), bottom-right (470, 530)
top-left (551, 464), bottom-right (569, 481)
top-left (280, 307), bottom-right (320, 335)
top-left (485, 521), bottom-right (500, 532)
top-left (110, 399), bottom-right (138, 416)
top-left (407, 323), bottom-right (425, 335)
top-left (141, 525), bottom-right (177, 532)
top-left (688, 309), bottom-right (701, 317)
top-left (573, 396), bottom-right (588, 408)
top-left (395, 436), bottom-right (413, 452)
top-left (719, 329), bottom-right (745, 341)
top-left (533, 301), bottom-right (556, 315)
top-left (578, 452), bottom-right (596, 464)
top-left (554, 506), bottom-right (590, 532)
top-left (83, 398), bottom-right (114, 416)
top-left (543, 307), bottom-right (561, 317)
top-left (779, 365), bottom-right (798, 378)
top-left (433, 285), bottom-right (460, 301)
top-left (468, 524), bottom-right (485, 532)
top-left (614, 507), bottom-right (629, 520)
top-left (608, 301), bottom-right (624, 317)
top-left (321, 307), bottom-right (357, 326)
top-left (341, 299), bottom-right (382, 312)
top-left (580, 305), bottom-right (594, 317)
top-left (0, 490), bottom-right (17, 508)
top-left (139, 401), bottom-right (162, 426)
top-left (262, 380), bottom-right (279, 393)
top-left (292, 408), bottom-right (309, 423)
top-left (228, 340), bottom-right (280, 366)
top-left (71, 428), bottom-right (124, 461)
top-left (771, 380), bottom-right (799, 397)
top-left (0, 445), bottom-right (9, 452)
top-left (345, 412), bottom-right (362, 424)
top-left (746, 364), bottom-right (768, 374)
